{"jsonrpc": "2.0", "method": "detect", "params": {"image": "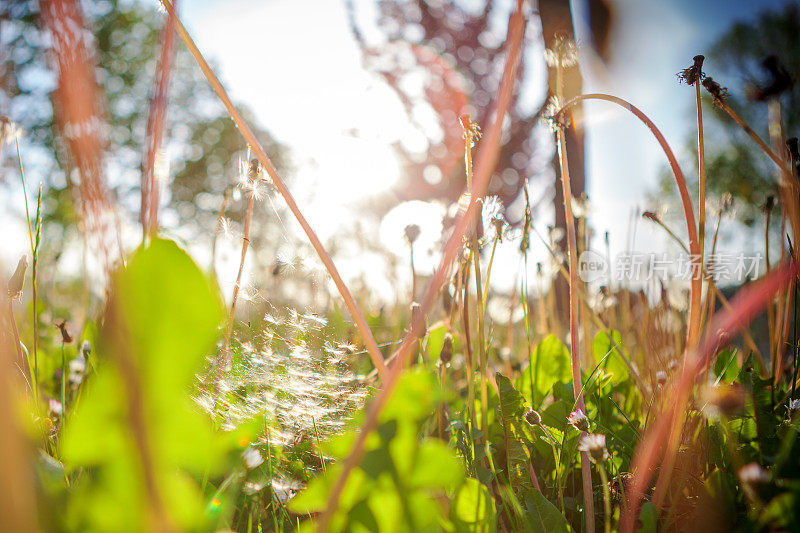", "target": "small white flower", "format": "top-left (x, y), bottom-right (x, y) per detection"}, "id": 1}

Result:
top-left (789, 398), bottom-right (800, 413)
top-left (656, 371), bottom-right (667, 385)
top-left (567, 408), bottom-right (590, 432)
top-left (738, 462), bottom-right (769, 485)
top-left (578, 433), bottom-right (608, 462)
